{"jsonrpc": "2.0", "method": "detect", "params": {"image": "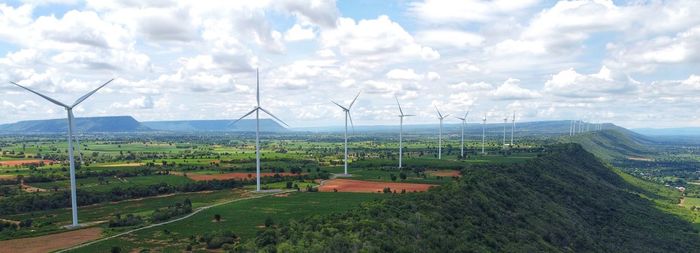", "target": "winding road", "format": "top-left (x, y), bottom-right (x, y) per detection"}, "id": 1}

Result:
top-left (56, 189), bottom-right (293, 252)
